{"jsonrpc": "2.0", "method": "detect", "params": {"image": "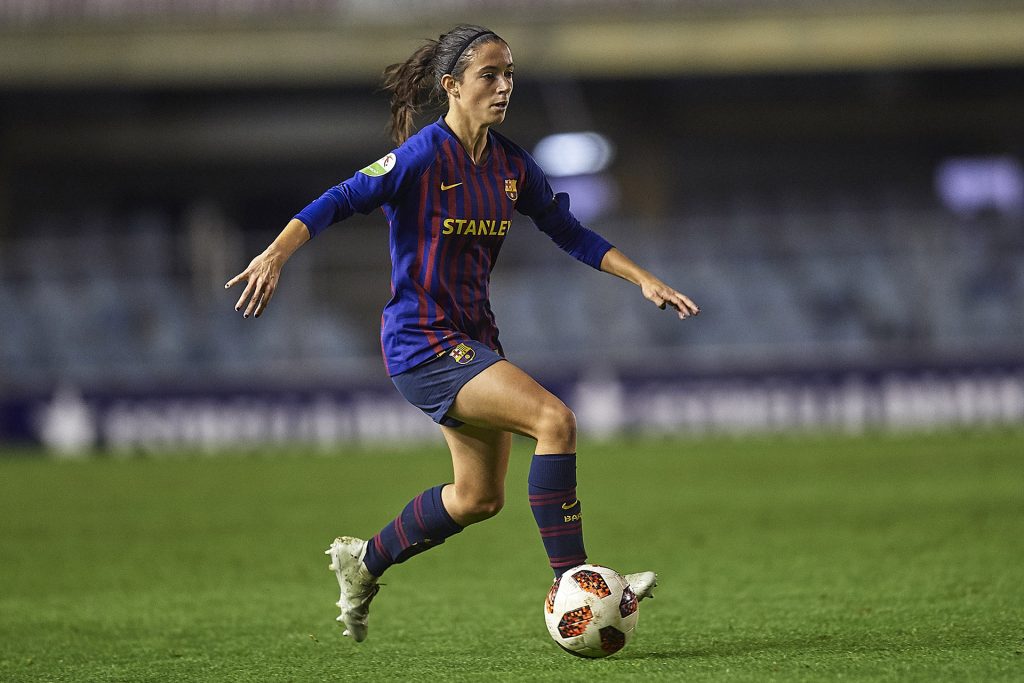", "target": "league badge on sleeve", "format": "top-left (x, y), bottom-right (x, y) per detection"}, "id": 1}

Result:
top-left (504, 178), bottom-right (518, 201)
top-left (360, 153), bottom-right (397, 177)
